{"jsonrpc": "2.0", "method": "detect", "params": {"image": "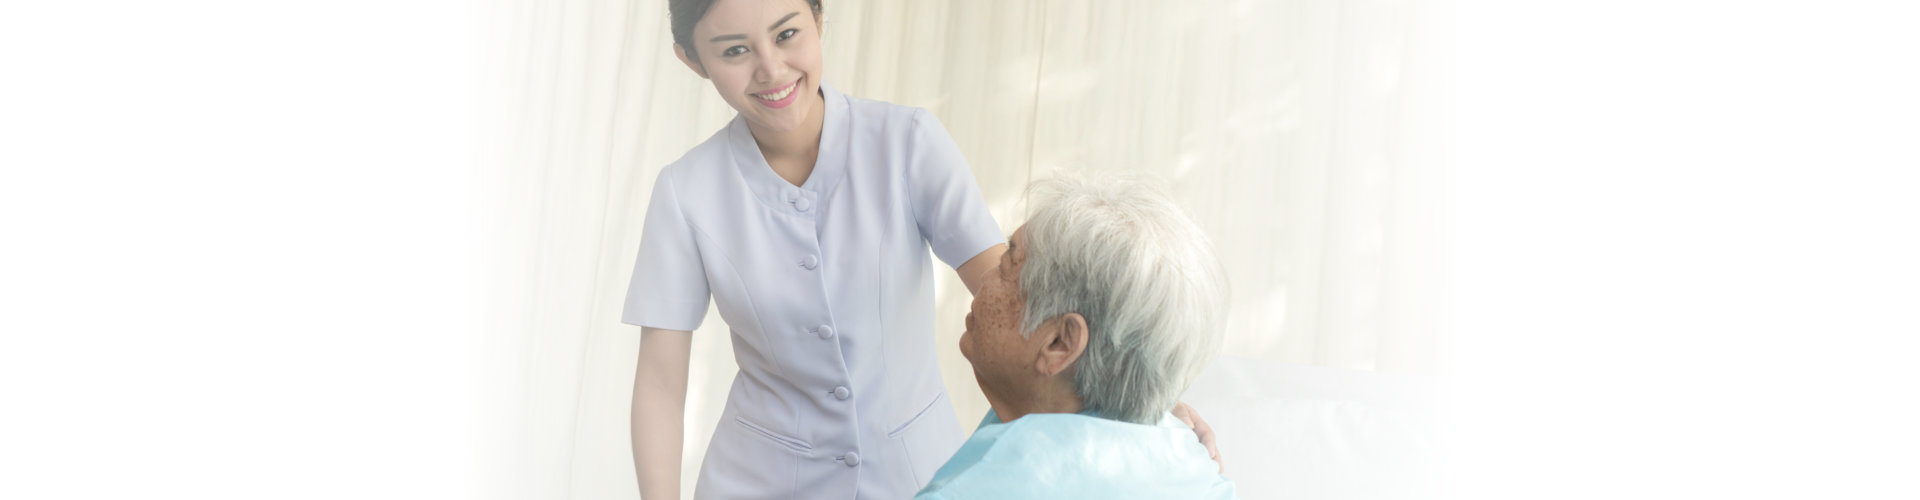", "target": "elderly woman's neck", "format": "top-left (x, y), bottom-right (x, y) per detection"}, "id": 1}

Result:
top-left (991, 378), bottom-right (1084, 423)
